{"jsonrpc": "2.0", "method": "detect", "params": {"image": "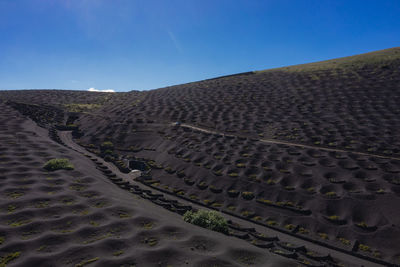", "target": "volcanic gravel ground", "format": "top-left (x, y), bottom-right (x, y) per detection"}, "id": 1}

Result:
top-left (0, 102), bottom-right (295, 267)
